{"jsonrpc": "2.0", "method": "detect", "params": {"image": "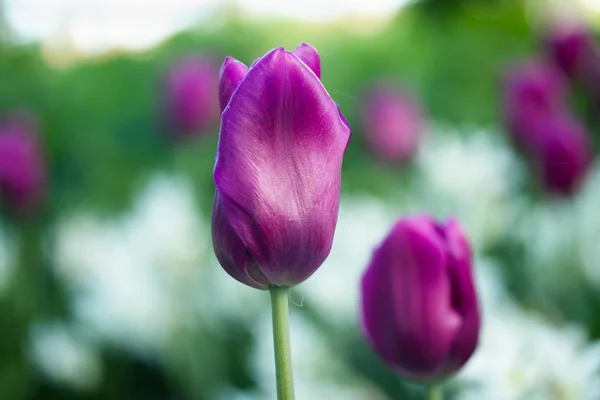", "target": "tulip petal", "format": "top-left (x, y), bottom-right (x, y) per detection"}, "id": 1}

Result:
top-left (212, 192), bottom-right (269, 290)
top-left (361, 253), bottom-right (403, 367)
top-left (293, 42), bottom-right (321, 79)
top-left (214, 47), bottom-right (350, 286)
top-left (438, 219), bottom-right (480, 372)
top-left (218, 57), bottom-right (249, 112)
top-left (364, 217), bottom-right (461, 378)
